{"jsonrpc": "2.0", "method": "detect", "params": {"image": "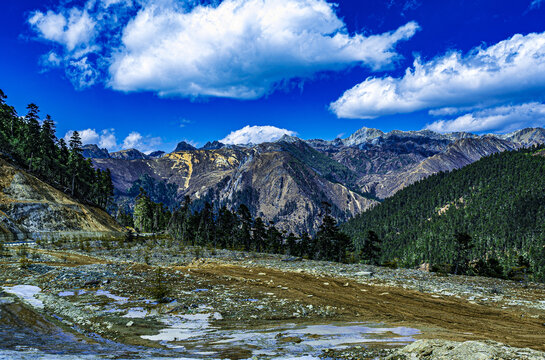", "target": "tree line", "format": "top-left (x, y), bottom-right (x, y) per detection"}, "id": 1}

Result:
top-left (0, 90), bottom-right (114, 208)
top-left (121, 188), bottom-right (360, 263)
